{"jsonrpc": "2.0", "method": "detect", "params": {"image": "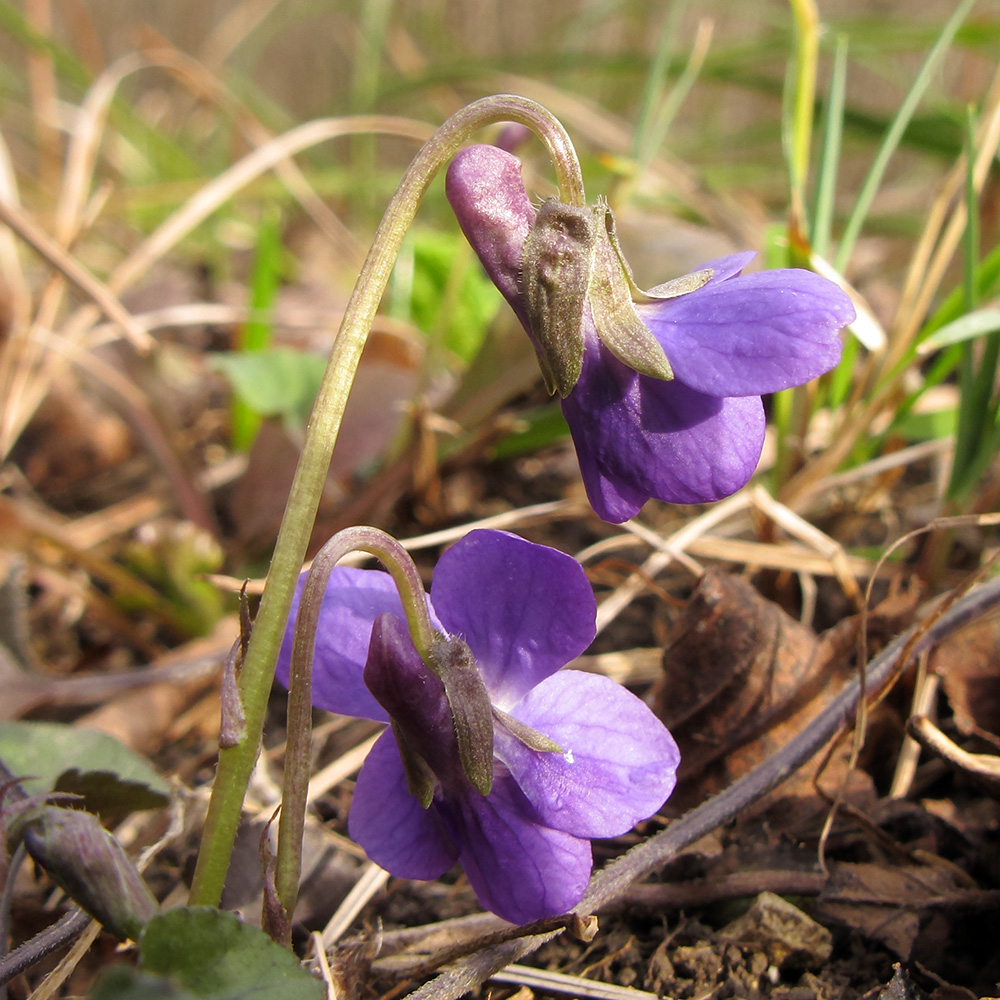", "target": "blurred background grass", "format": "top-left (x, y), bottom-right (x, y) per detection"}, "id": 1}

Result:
top-left (0, 0), bottom-right (997, 611)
